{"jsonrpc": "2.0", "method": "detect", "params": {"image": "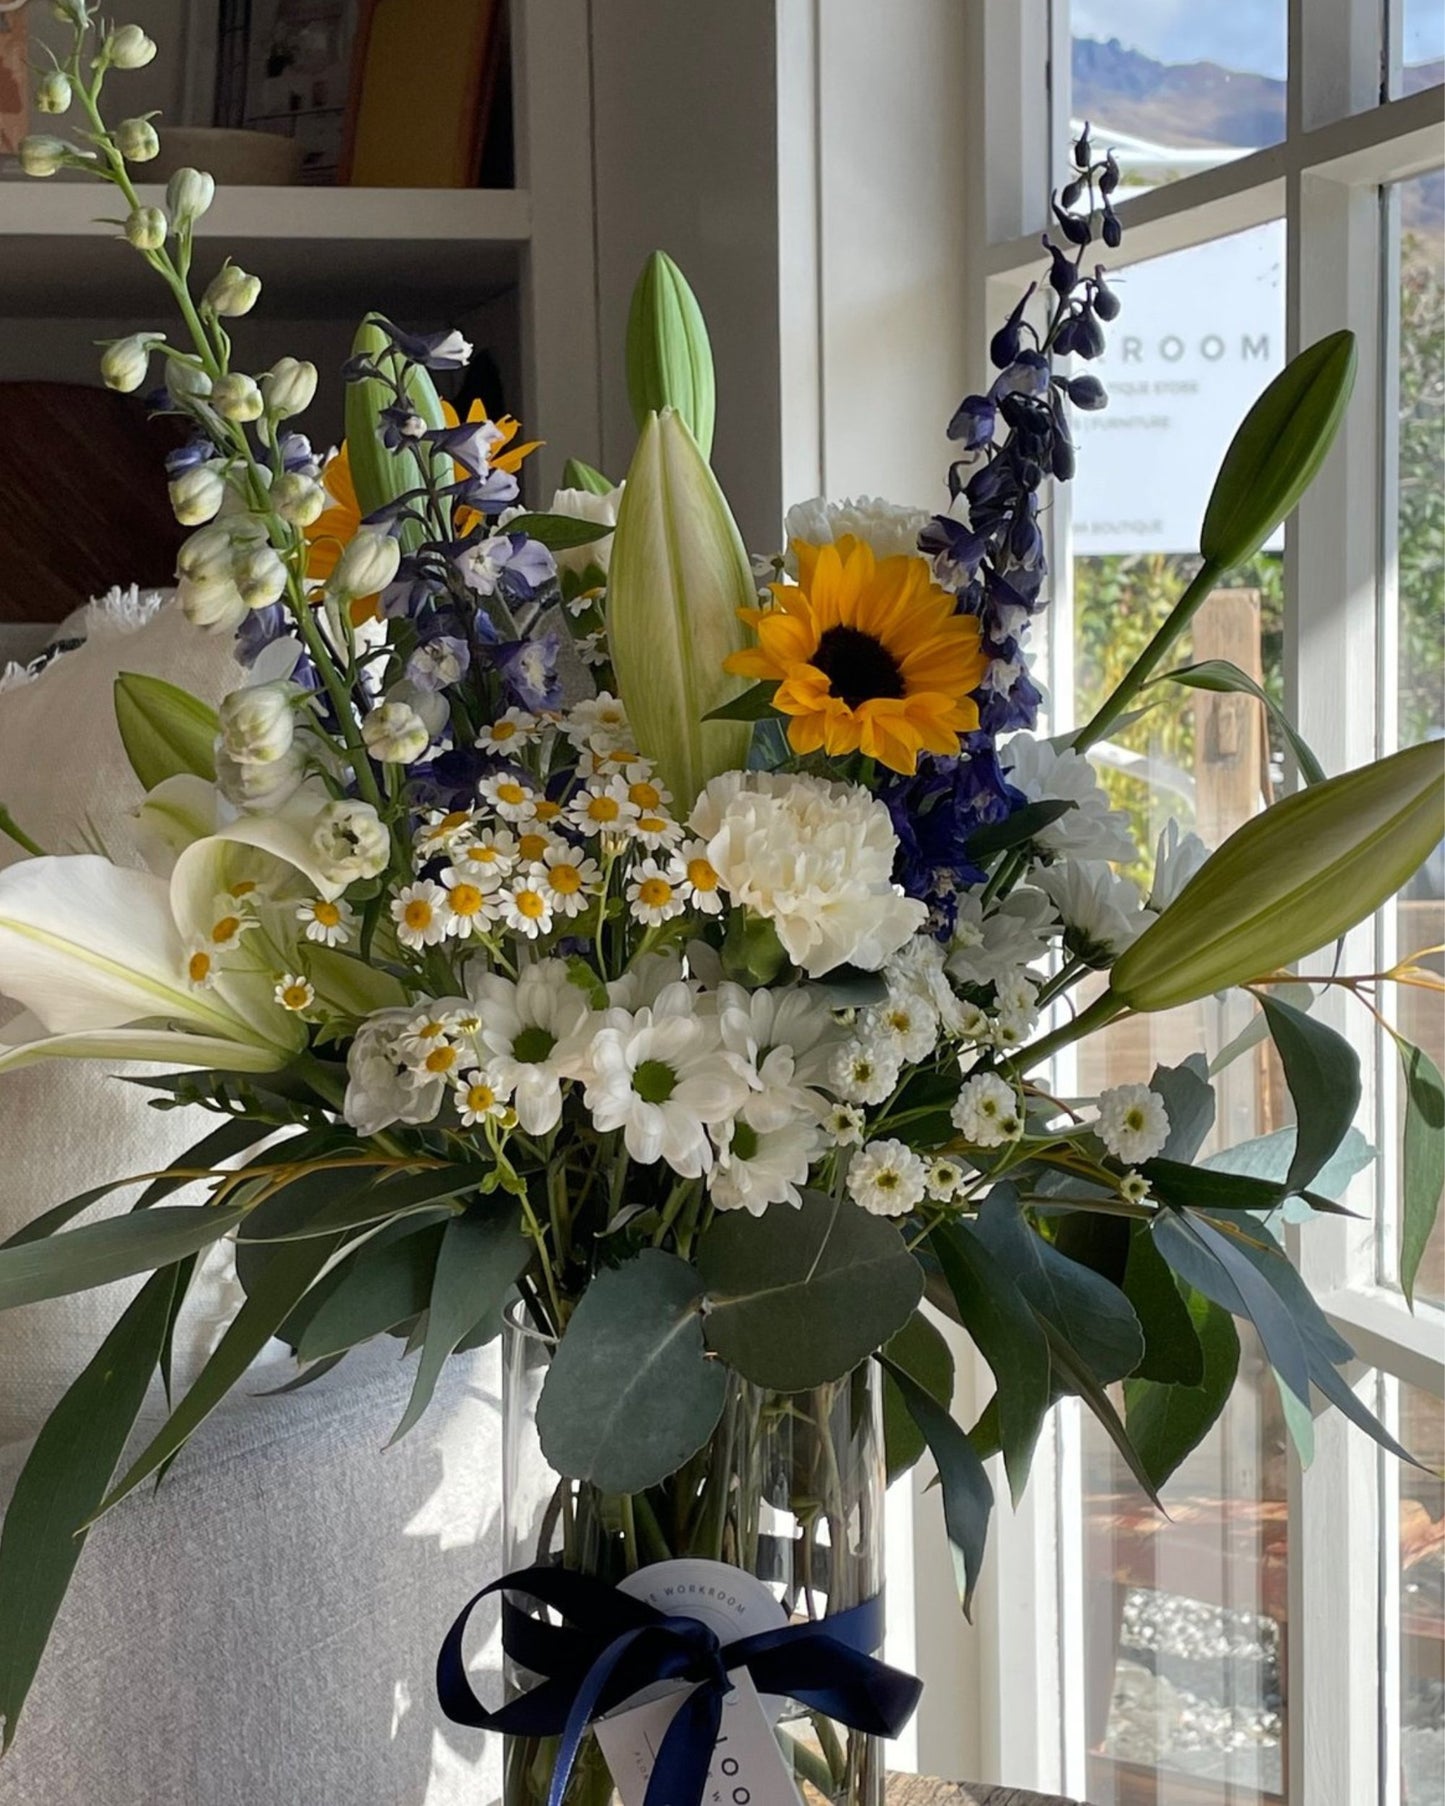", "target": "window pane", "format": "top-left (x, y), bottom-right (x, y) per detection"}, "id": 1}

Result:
top-left (1083, 1328), bottom-right (1287, 1805)
top-left (1396, 0), bottom-right (1445, 98)
top-left (1071, 6), bottom-right (1285, 194)
top-left (1387, 170), bottom-right (1445, 1305)
top-left (1395, 1379), bottom-right (1444, 1805)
